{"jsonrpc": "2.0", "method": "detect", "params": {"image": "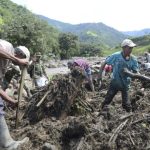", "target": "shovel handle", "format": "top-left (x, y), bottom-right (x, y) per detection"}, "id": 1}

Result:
top-left (15, 67), bottom-right (27, 128)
